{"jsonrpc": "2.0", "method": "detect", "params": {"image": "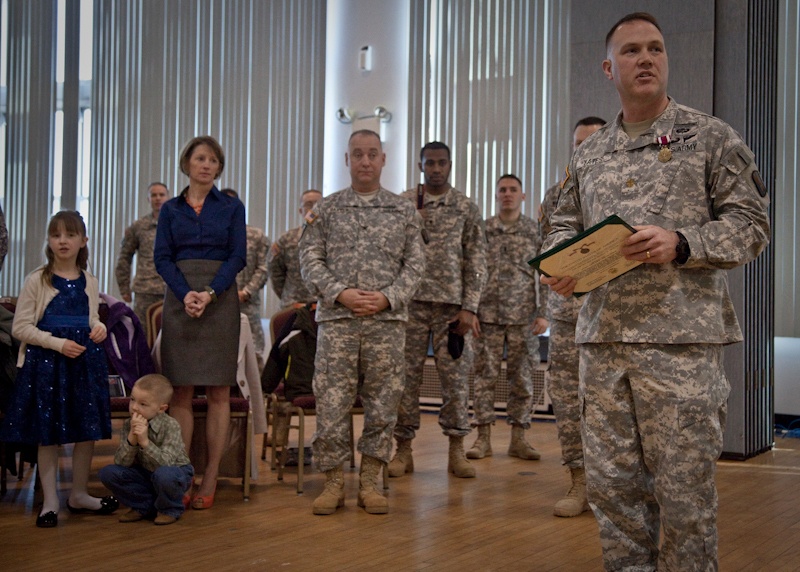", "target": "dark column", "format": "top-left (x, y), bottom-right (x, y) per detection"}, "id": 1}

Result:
top-left (715, 0), bottom-right (777, 459)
